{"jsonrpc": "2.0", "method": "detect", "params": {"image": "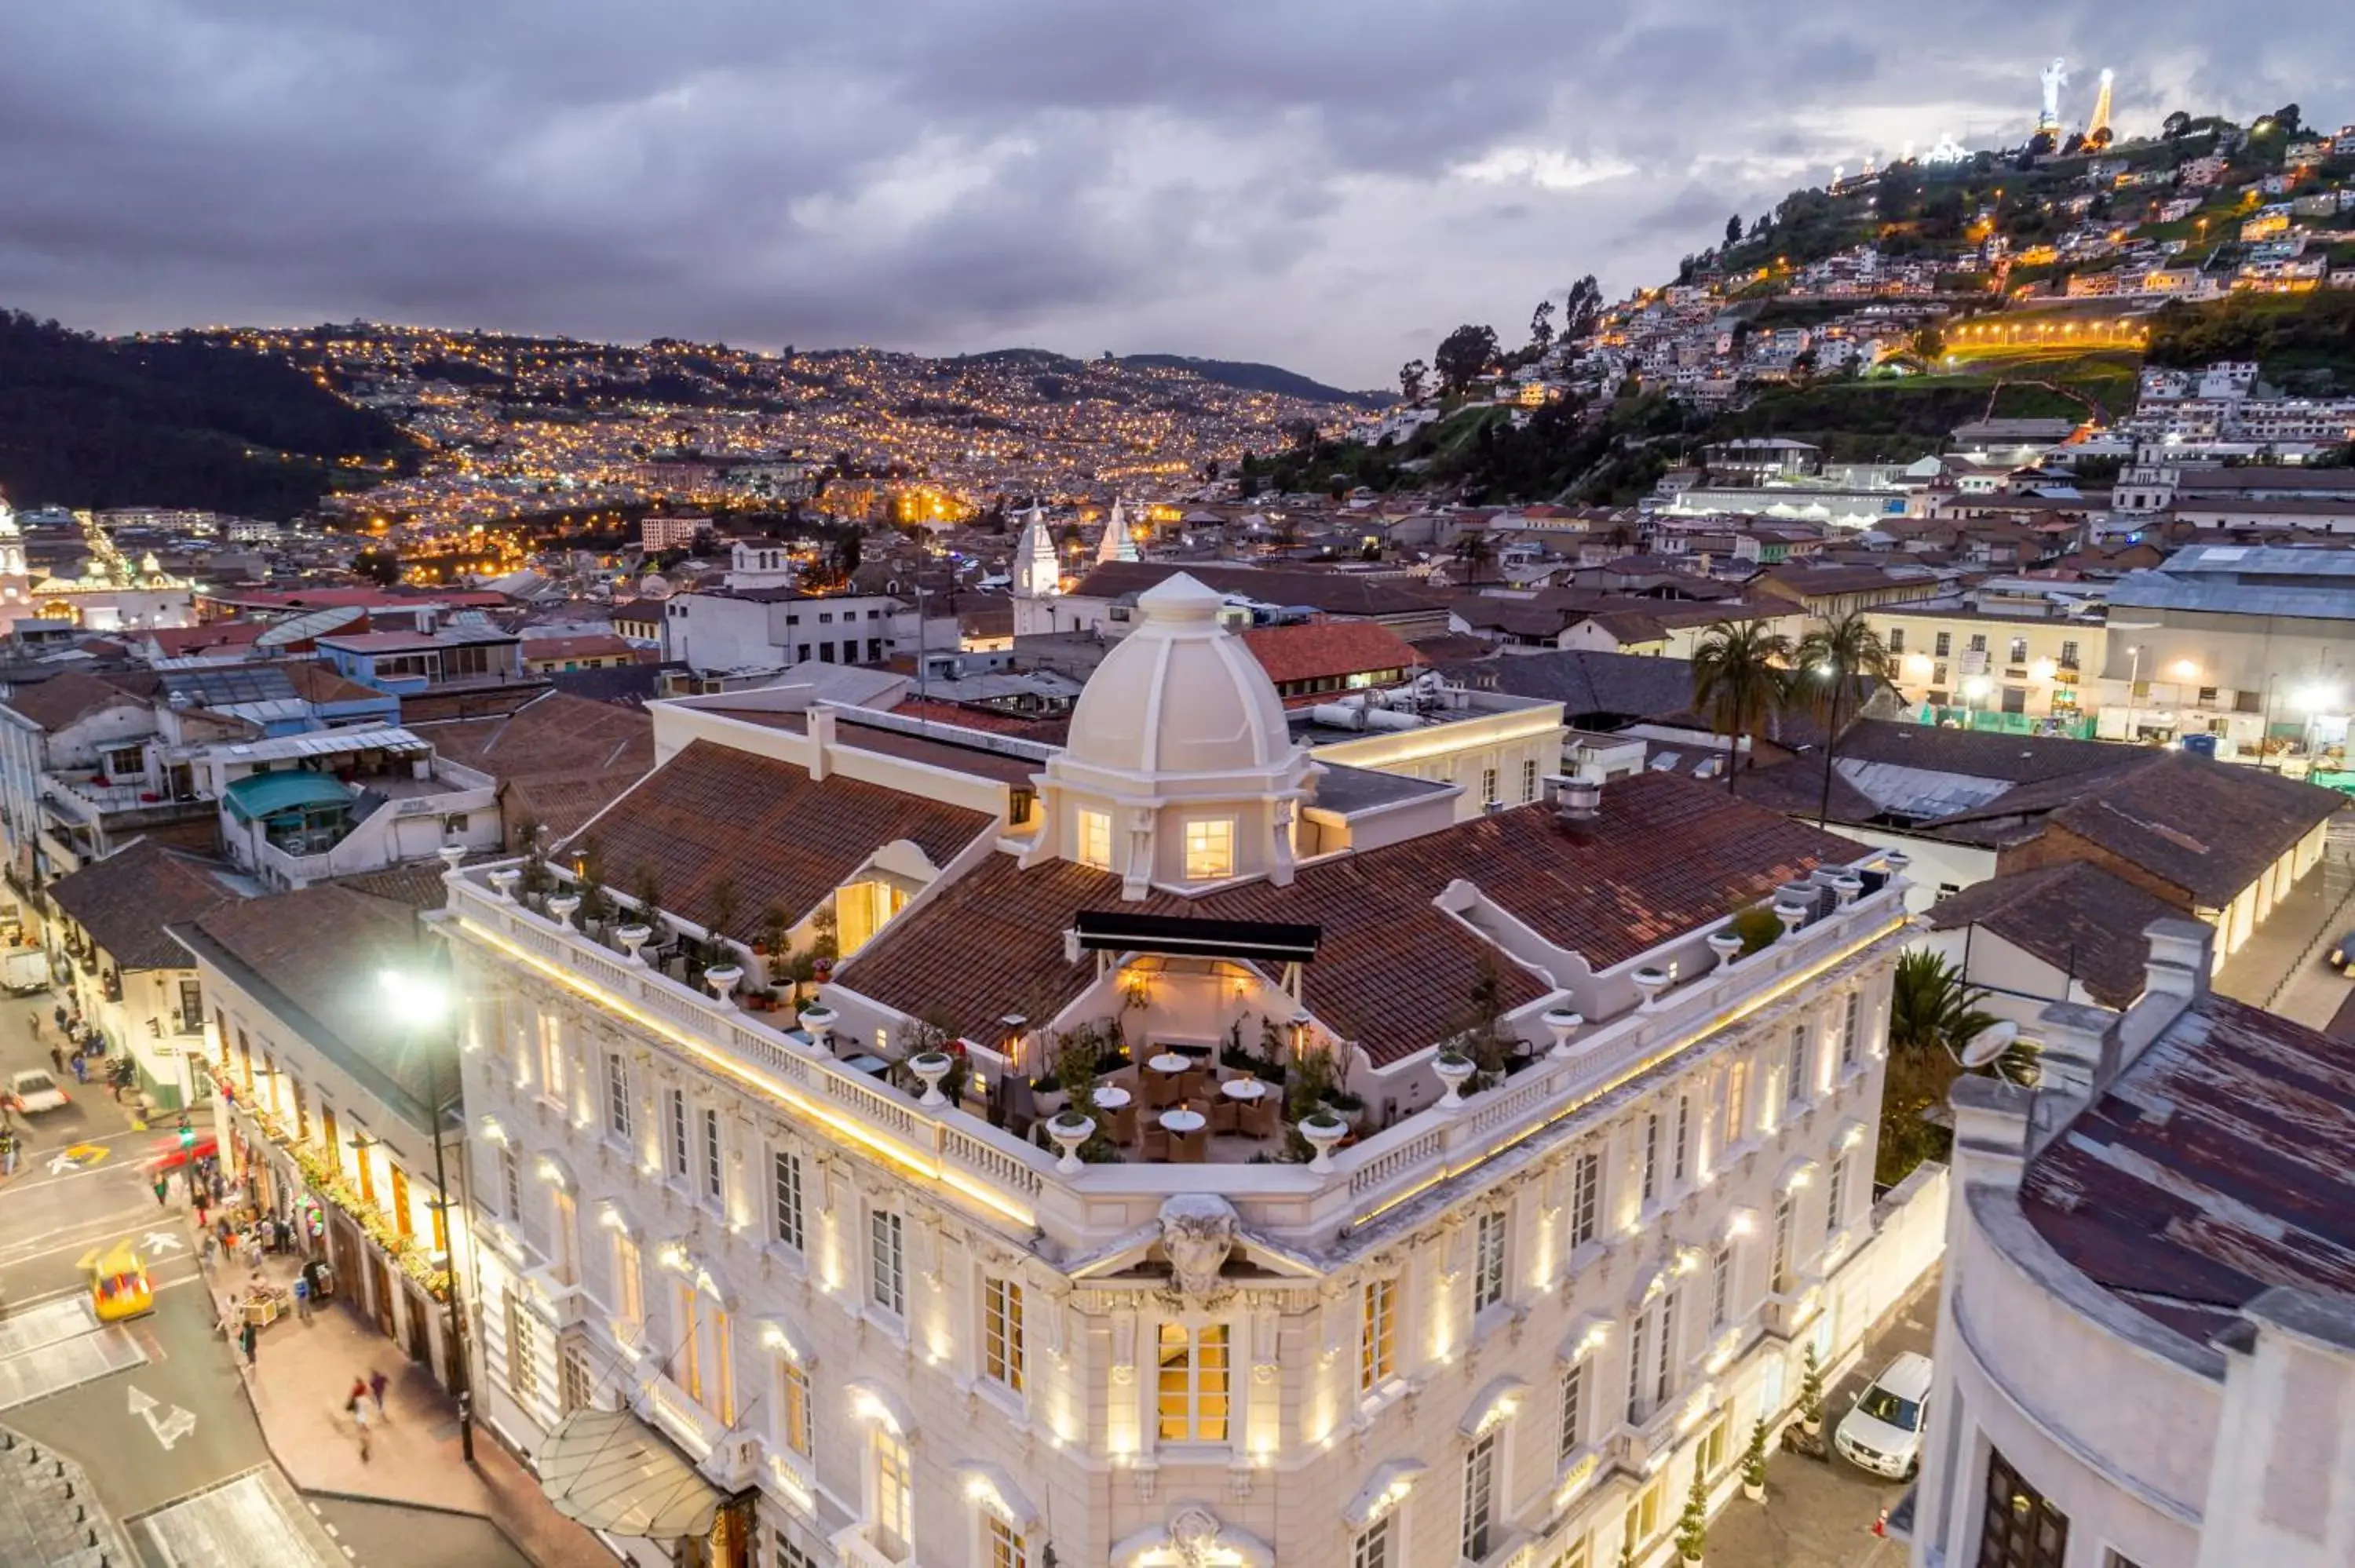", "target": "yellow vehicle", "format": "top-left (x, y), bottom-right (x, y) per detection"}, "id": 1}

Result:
top-left (90, 1242), bottom-right (152, 1322)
